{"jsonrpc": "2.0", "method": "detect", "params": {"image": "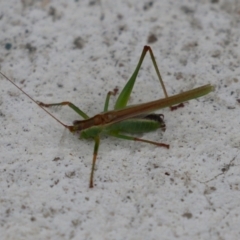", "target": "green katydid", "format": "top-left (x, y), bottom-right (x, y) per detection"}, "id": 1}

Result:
top-left (0, 46), bottom-right (214, 188)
